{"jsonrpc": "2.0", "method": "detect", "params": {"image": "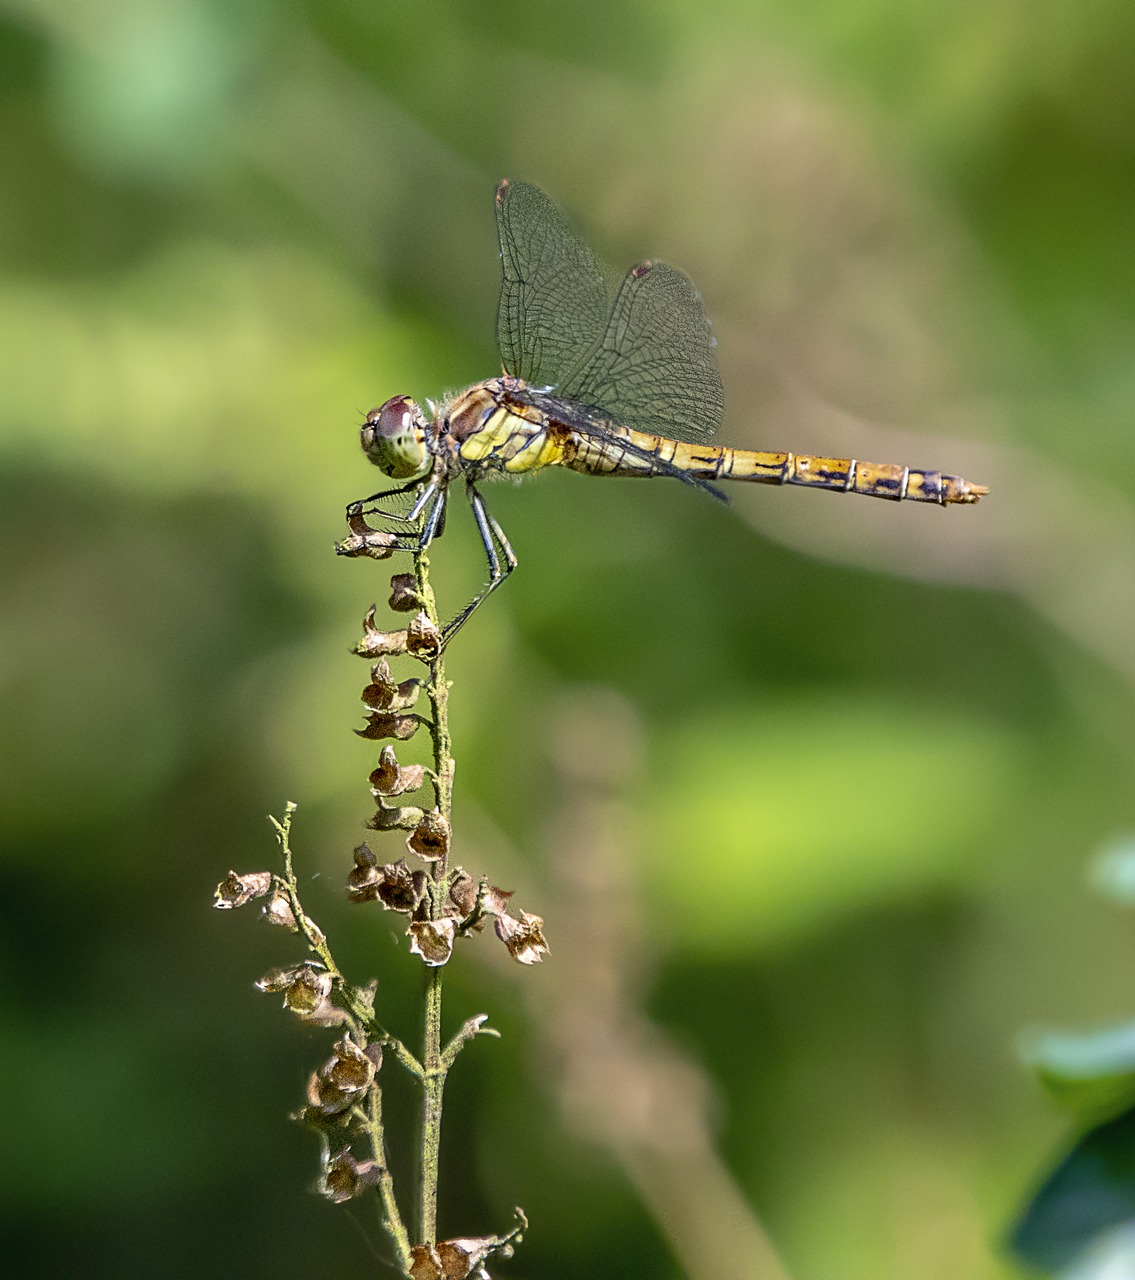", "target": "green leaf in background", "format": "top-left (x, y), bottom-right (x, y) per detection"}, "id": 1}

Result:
top-left (1092, 837), bottom-right (1135, 908)
top-left (1011, 1106), bottom-right (1135, 1277)
top-left (647, 696), bottom-right (1014, 953)
top-left (1022, 1022), bottom-right (1135, 1122)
